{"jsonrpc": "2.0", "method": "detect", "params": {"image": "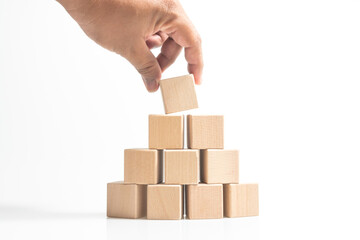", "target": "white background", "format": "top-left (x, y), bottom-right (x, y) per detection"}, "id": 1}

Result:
top-left (1, 0), bottom-right (360, 239)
